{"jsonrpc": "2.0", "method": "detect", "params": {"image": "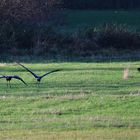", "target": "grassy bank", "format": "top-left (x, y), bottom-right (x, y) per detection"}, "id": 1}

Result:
top-left (65, 10), bottom-right (140, 31)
